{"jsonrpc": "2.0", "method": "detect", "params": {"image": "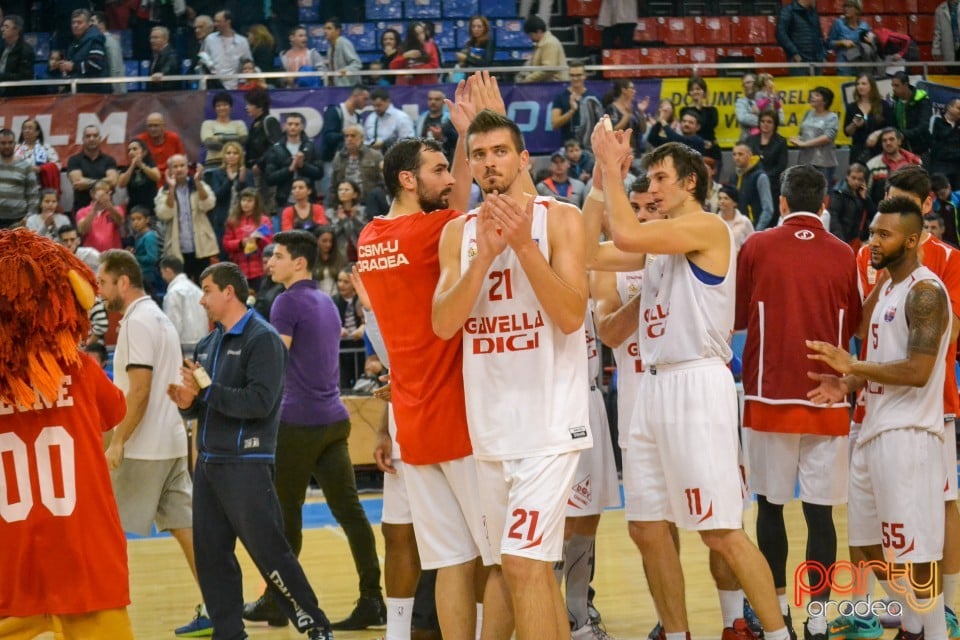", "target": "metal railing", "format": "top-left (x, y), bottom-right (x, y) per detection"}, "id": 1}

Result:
top-left (2, 60), bottom-right (956, 94)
